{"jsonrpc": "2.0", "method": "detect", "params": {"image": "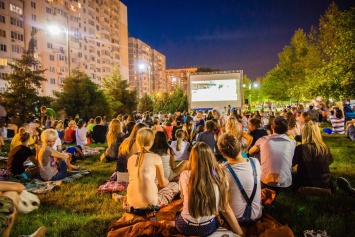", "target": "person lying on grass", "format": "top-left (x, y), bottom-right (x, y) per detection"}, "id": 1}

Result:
top-left (38, 129), bottom-right (79, 181)
top-left (126, 128), bottom-right (178, 209)
top-left (175, 142), bottom-right (245, 237)
top-left (150, 131), bottom-right (189, 181)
